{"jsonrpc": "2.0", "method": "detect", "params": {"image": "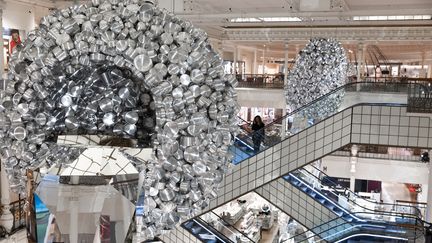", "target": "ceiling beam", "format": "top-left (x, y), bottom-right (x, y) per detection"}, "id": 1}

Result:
top-left (178, 8), bottom-right (432, 19)
top-left (224, 26), bottom-right (432, 43)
